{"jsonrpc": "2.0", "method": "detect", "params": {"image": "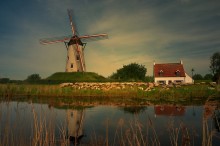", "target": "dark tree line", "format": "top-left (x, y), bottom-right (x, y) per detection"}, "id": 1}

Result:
top-left (0, 74), bottom-right (42, 84)
top-left (192, 73), bottom-right (213, 80)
